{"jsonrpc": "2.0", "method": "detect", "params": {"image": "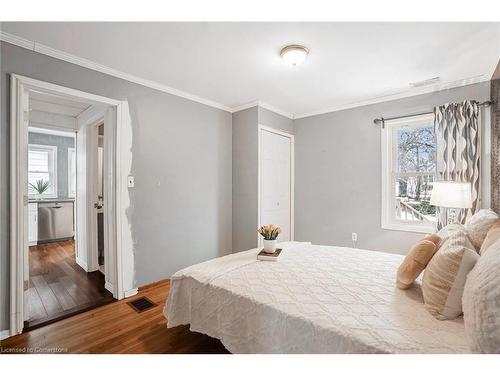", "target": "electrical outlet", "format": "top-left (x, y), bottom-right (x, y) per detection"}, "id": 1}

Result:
top-left (351, 232), bottom-right (358, 242)
top-left (127, 175), bottom-right (135, 188)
